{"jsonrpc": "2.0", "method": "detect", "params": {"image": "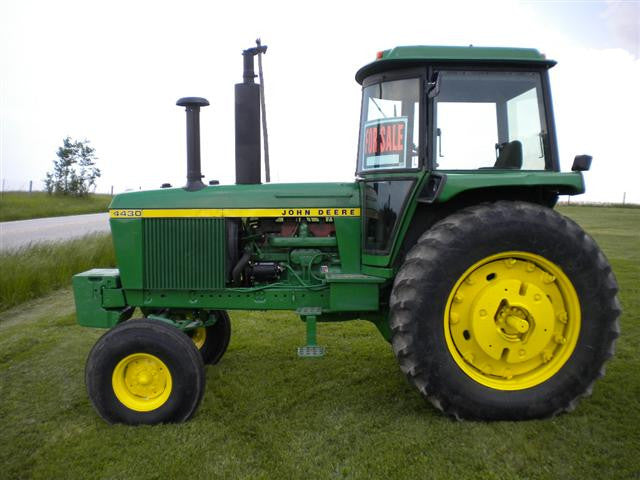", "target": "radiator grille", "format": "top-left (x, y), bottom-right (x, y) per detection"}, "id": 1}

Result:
top-left (143, 218), bottom-right (226, 290)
